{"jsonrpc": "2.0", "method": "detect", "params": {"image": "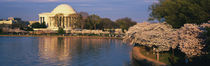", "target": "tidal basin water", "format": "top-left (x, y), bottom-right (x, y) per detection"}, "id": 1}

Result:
top-left (0, 36), bottom-right (137, 66)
